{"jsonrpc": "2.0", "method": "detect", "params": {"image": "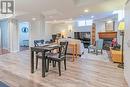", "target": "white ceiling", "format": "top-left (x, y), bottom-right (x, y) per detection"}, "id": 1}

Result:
top-left (12, 0), bottom-right (127, 21)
